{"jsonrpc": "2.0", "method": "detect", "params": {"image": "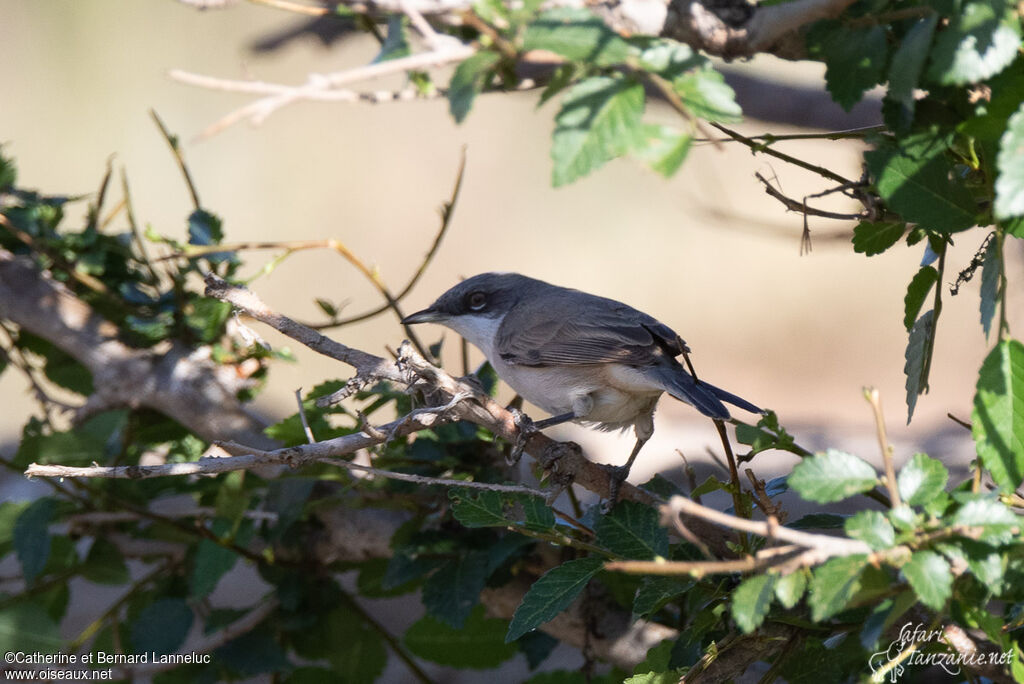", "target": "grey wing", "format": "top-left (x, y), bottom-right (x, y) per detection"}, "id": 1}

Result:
top-left (495, 290), bottom-right (687, 367)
